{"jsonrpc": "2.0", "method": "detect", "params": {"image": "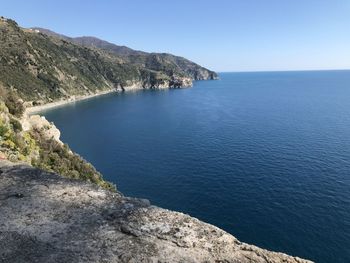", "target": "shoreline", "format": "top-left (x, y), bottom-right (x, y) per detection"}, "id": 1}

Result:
top-left (24, 83), bottom-right (192, 115)
top-left (25, 89), bottom-right (117, 115)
